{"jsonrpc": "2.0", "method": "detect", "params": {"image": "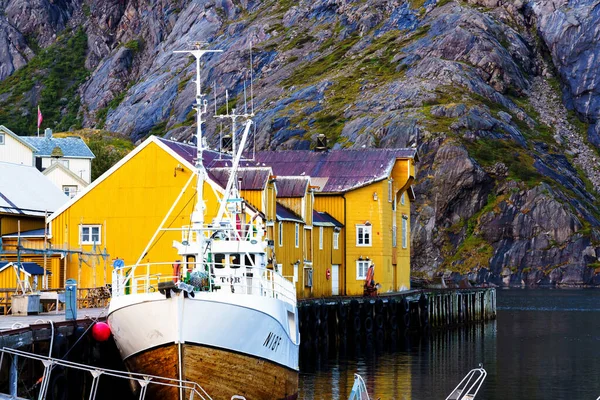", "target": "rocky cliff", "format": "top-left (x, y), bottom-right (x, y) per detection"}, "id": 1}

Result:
top-left (2, 0), bottom-right (600, 285)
